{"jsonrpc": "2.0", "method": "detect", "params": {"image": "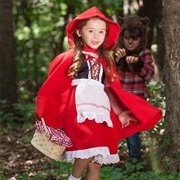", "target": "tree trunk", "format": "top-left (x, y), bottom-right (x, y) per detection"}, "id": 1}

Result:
top-left (0, 0), bottom-right (17, 103)
top-left (138, 0), bottom-right (165, 75)
top-left (162, 0), bottom-right (180, 172)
